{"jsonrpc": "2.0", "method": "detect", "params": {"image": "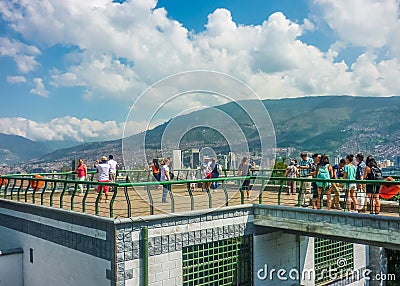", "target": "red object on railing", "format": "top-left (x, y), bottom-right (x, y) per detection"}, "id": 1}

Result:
top-left (31, 175), bottom-right (45, 190)
top-left (379, 177), bottom-right (400, 199)
top-left (0, 176), bottom-right (8, 186)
